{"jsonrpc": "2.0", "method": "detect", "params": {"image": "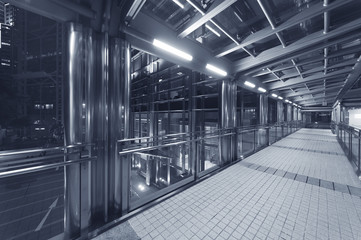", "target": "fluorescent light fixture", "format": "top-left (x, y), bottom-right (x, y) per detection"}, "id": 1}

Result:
top-left (153, 39), bottom-right (193, 61)
top-left (258, 87), bottom-right (266, 93)
top-left (205, 24), bottom-right (220, 37)
top-left (244, 81), bottom-right (255, 88)
top-left (355, 114), bottom-right (361, 119)
top-left (138, 184), bottom-right (145, 191)
top-left (278, 96), bottom-right (283, 100)
top-left (271, 93), bottom-right (278, 98)
top-left (206, 64), bottom-right (227, 76)
top-left (186, 0), bottom-right (205, 15)
top-left (285, 99), bottom-right (289, 103)
top-left (172, 0), bottom-right (184, 9)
